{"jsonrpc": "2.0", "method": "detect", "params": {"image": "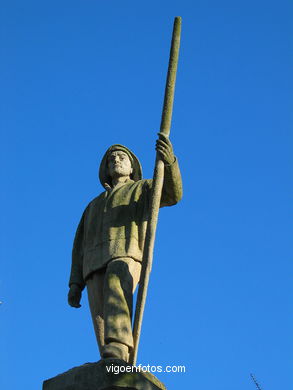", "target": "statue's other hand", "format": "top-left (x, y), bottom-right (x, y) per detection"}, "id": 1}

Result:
top-left (68, 284), bottom-right (82, 308)
top-left (156, 132), bottom-right (175, 165)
